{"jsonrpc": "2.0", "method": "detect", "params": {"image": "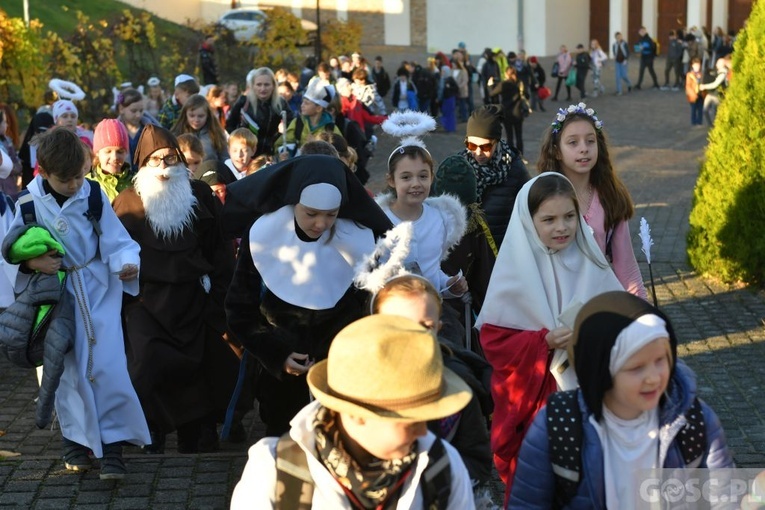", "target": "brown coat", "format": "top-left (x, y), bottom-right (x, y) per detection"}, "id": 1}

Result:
top-left (113, 180), bottom-right (238, 431)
